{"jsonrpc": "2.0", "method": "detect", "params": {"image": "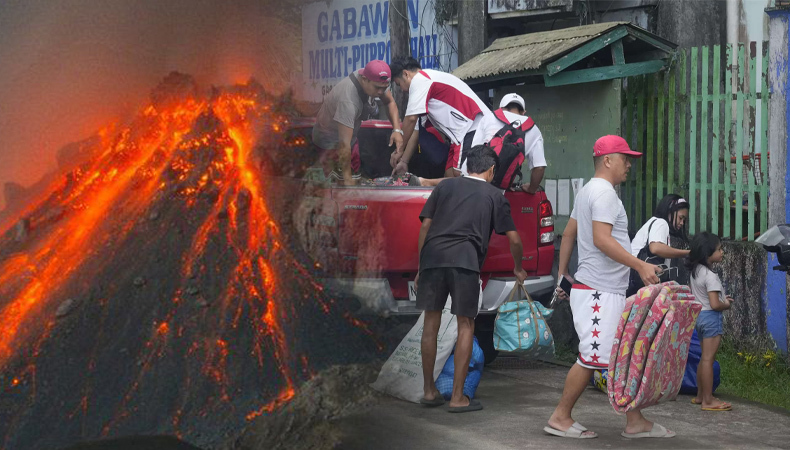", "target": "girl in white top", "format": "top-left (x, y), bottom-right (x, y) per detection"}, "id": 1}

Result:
top-left (687, 231), bottom-right (735, 412)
